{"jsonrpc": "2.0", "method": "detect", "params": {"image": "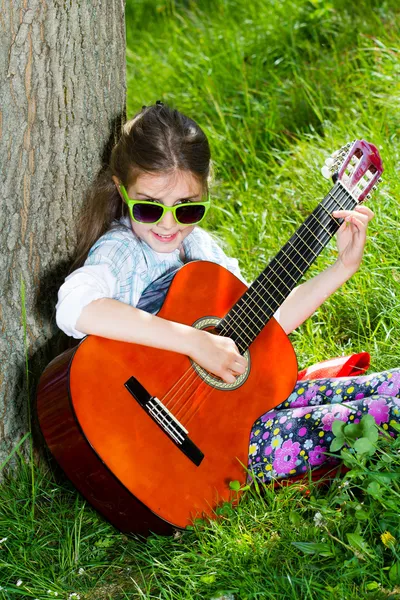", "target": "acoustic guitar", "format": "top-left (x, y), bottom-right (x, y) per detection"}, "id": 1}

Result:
top-left (36, 140), bottom-right (383, 536)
